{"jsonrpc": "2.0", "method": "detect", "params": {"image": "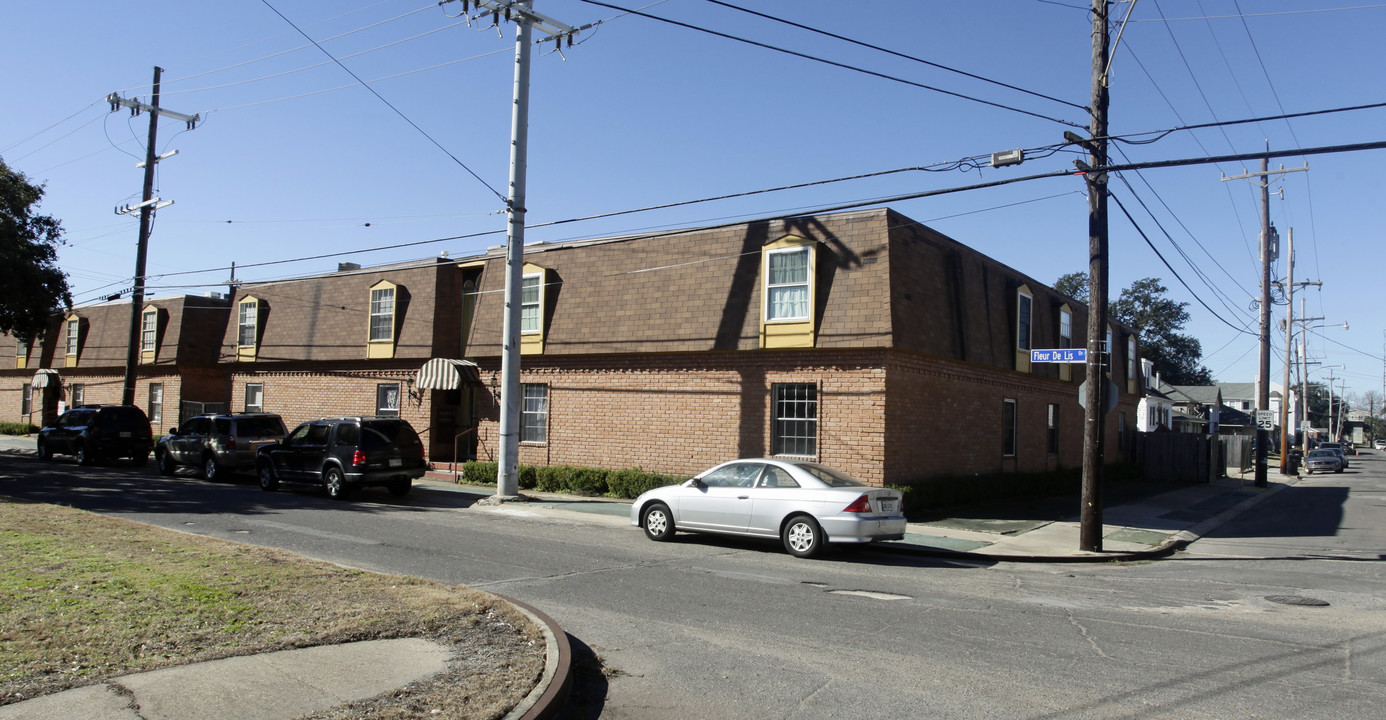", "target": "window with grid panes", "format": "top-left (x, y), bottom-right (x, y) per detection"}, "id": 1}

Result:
top-left (520, 274), bottom-right (542, 334)
top-left (772, 383), bottom-right (817, 456)
top-left (520, 384), bottom-right (548, 442)
top-left (1002, 399), bottom-right (1017, 457)
top-left (237, 300), bottom-right (257, 347)
top-left (370, 287), bottom-right (395, 342)
top-left (141, 309), bottom-right (157, 353)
